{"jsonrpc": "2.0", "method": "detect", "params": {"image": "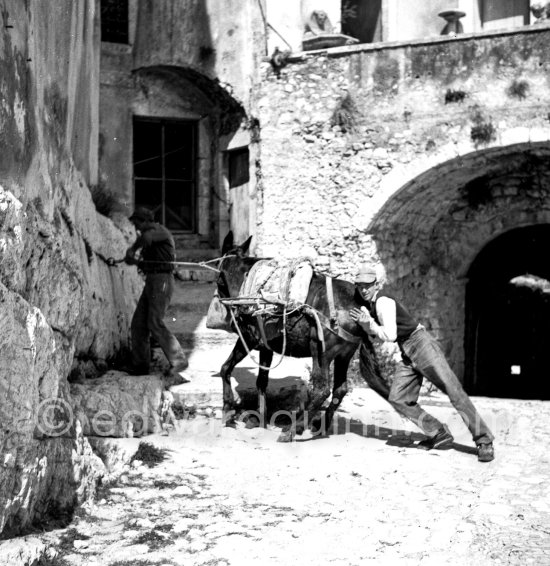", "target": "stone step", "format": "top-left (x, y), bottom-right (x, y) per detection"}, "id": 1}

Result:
top-left (169, 280), bottom-right (216, 311)
top-left (175, 247), bottom-right (220, 261)
top-left (176, 251), bottom-right (220, 262)
top-left (175, 269), bottom-right (218, 282)
top-left (173, 232), bottom-right (216, 248)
